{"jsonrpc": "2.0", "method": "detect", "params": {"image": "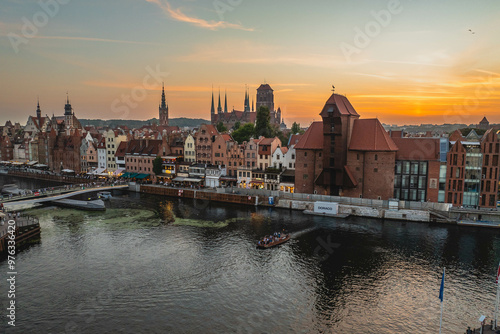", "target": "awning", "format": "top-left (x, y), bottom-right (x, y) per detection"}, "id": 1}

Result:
top-left (33, 163), bottom-right (48, 168)
top-left (61, 169), bottom-right (75, 173)
top-left (26, 161), bottom-right (38, 166)
top-left (251, 181), bottom-right (263, 184)
top-left (134, 173), bottom-right (149, 179)
top-left (90, 167), bottom-right (106, 175)
top-left (113, 168), bottom-right (125, 175)
top-left (120, 172), bottom-right (131, 178)
top-left (184, 178), bottom-right (203, 182)
top-left (173, 177), bottom-right (185, 182)
top-left (11, 161), bottom-right (24, 166)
